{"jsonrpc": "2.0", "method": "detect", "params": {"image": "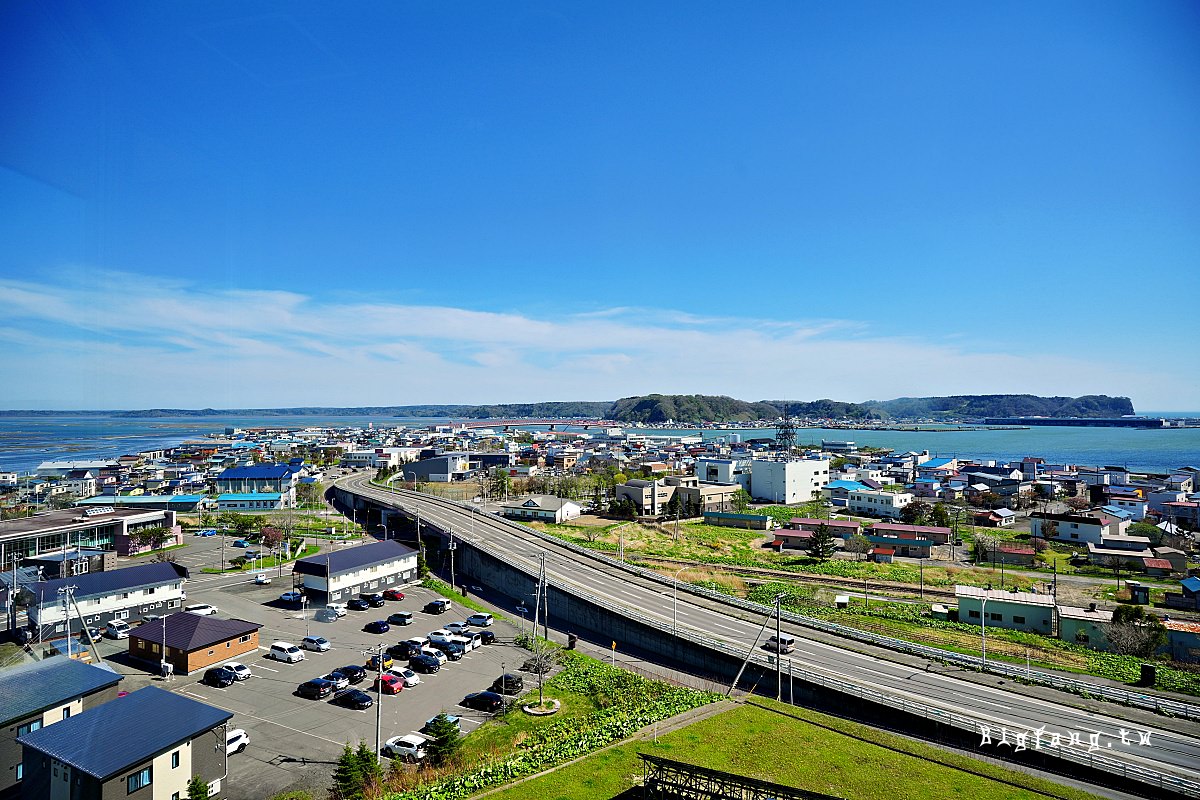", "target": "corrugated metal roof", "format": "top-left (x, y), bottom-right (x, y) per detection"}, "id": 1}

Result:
top-left (34, 562), bottom-right (188, 602)
top-left (129, 612), bottom-right (261, 651)
top-left (216, 493), bottom-right (281, 501)
top-left (0, 658), bottom-right (122, 724)
top-left (294, 540), bottom-right (416, 578)
top-left (18, 686), bottom-right (231, 779)
top-left (216, 464), bottom-right (293, 479)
